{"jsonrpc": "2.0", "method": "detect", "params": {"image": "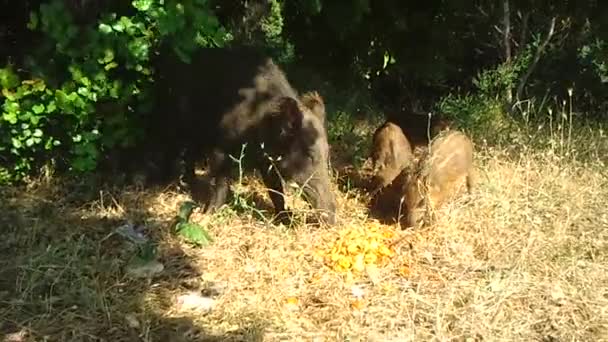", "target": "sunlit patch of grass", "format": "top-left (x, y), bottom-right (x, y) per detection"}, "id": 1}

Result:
top-left (1, 116), bottom-right (608, 340)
